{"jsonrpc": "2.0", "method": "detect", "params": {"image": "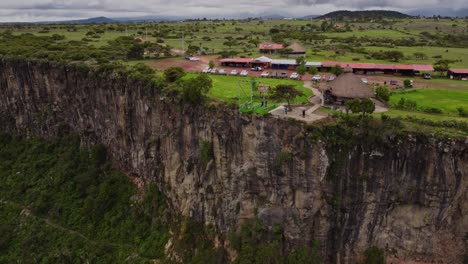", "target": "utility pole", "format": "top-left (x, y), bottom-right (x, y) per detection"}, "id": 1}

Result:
top-left (145, 21), bottom-right (147, 41)
top-left (182, 31), bottom-right (185, 52)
